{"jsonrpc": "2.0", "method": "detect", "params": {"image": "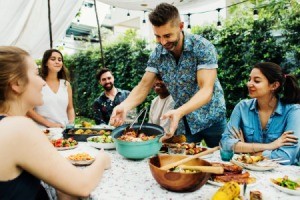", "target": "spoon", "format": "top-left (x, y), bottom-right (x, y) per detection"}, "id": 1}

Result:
top-left (160, 146), bottom-right (219, 170)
